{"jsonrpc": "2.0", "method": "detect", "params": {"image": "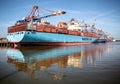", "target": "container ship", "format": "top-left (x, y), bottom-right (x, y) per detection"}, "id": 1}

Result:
top-left (7, 6), bottom-right (114, 46)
